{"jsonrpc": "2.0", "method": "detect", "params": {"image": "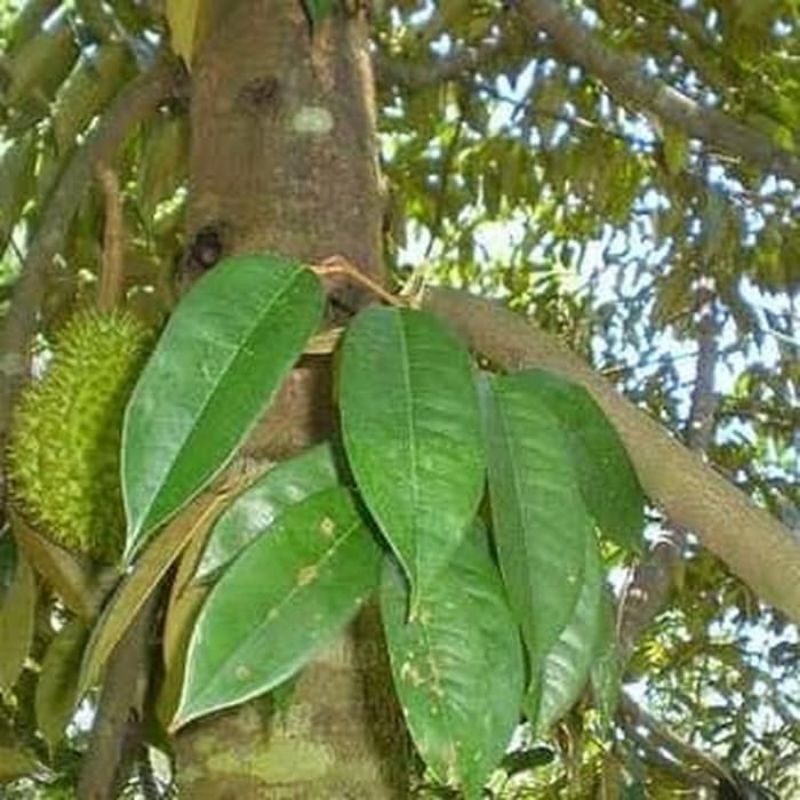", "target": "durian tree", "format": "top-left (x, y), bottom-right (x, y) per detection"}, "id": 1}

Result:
top-left (0, 1), bottom-right (798, 798)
